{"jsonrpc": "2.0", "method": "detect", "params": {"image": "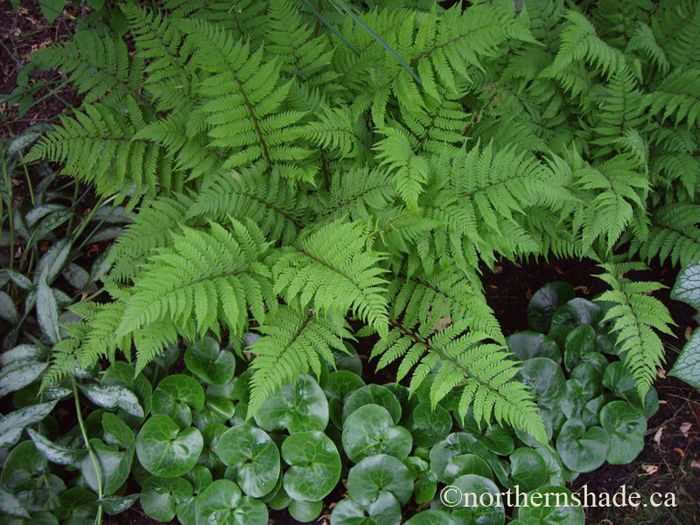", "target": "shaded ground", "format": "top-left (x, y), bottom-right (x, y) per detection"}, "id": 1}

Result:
top-left (2, 3), bottom-right (699, 525)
